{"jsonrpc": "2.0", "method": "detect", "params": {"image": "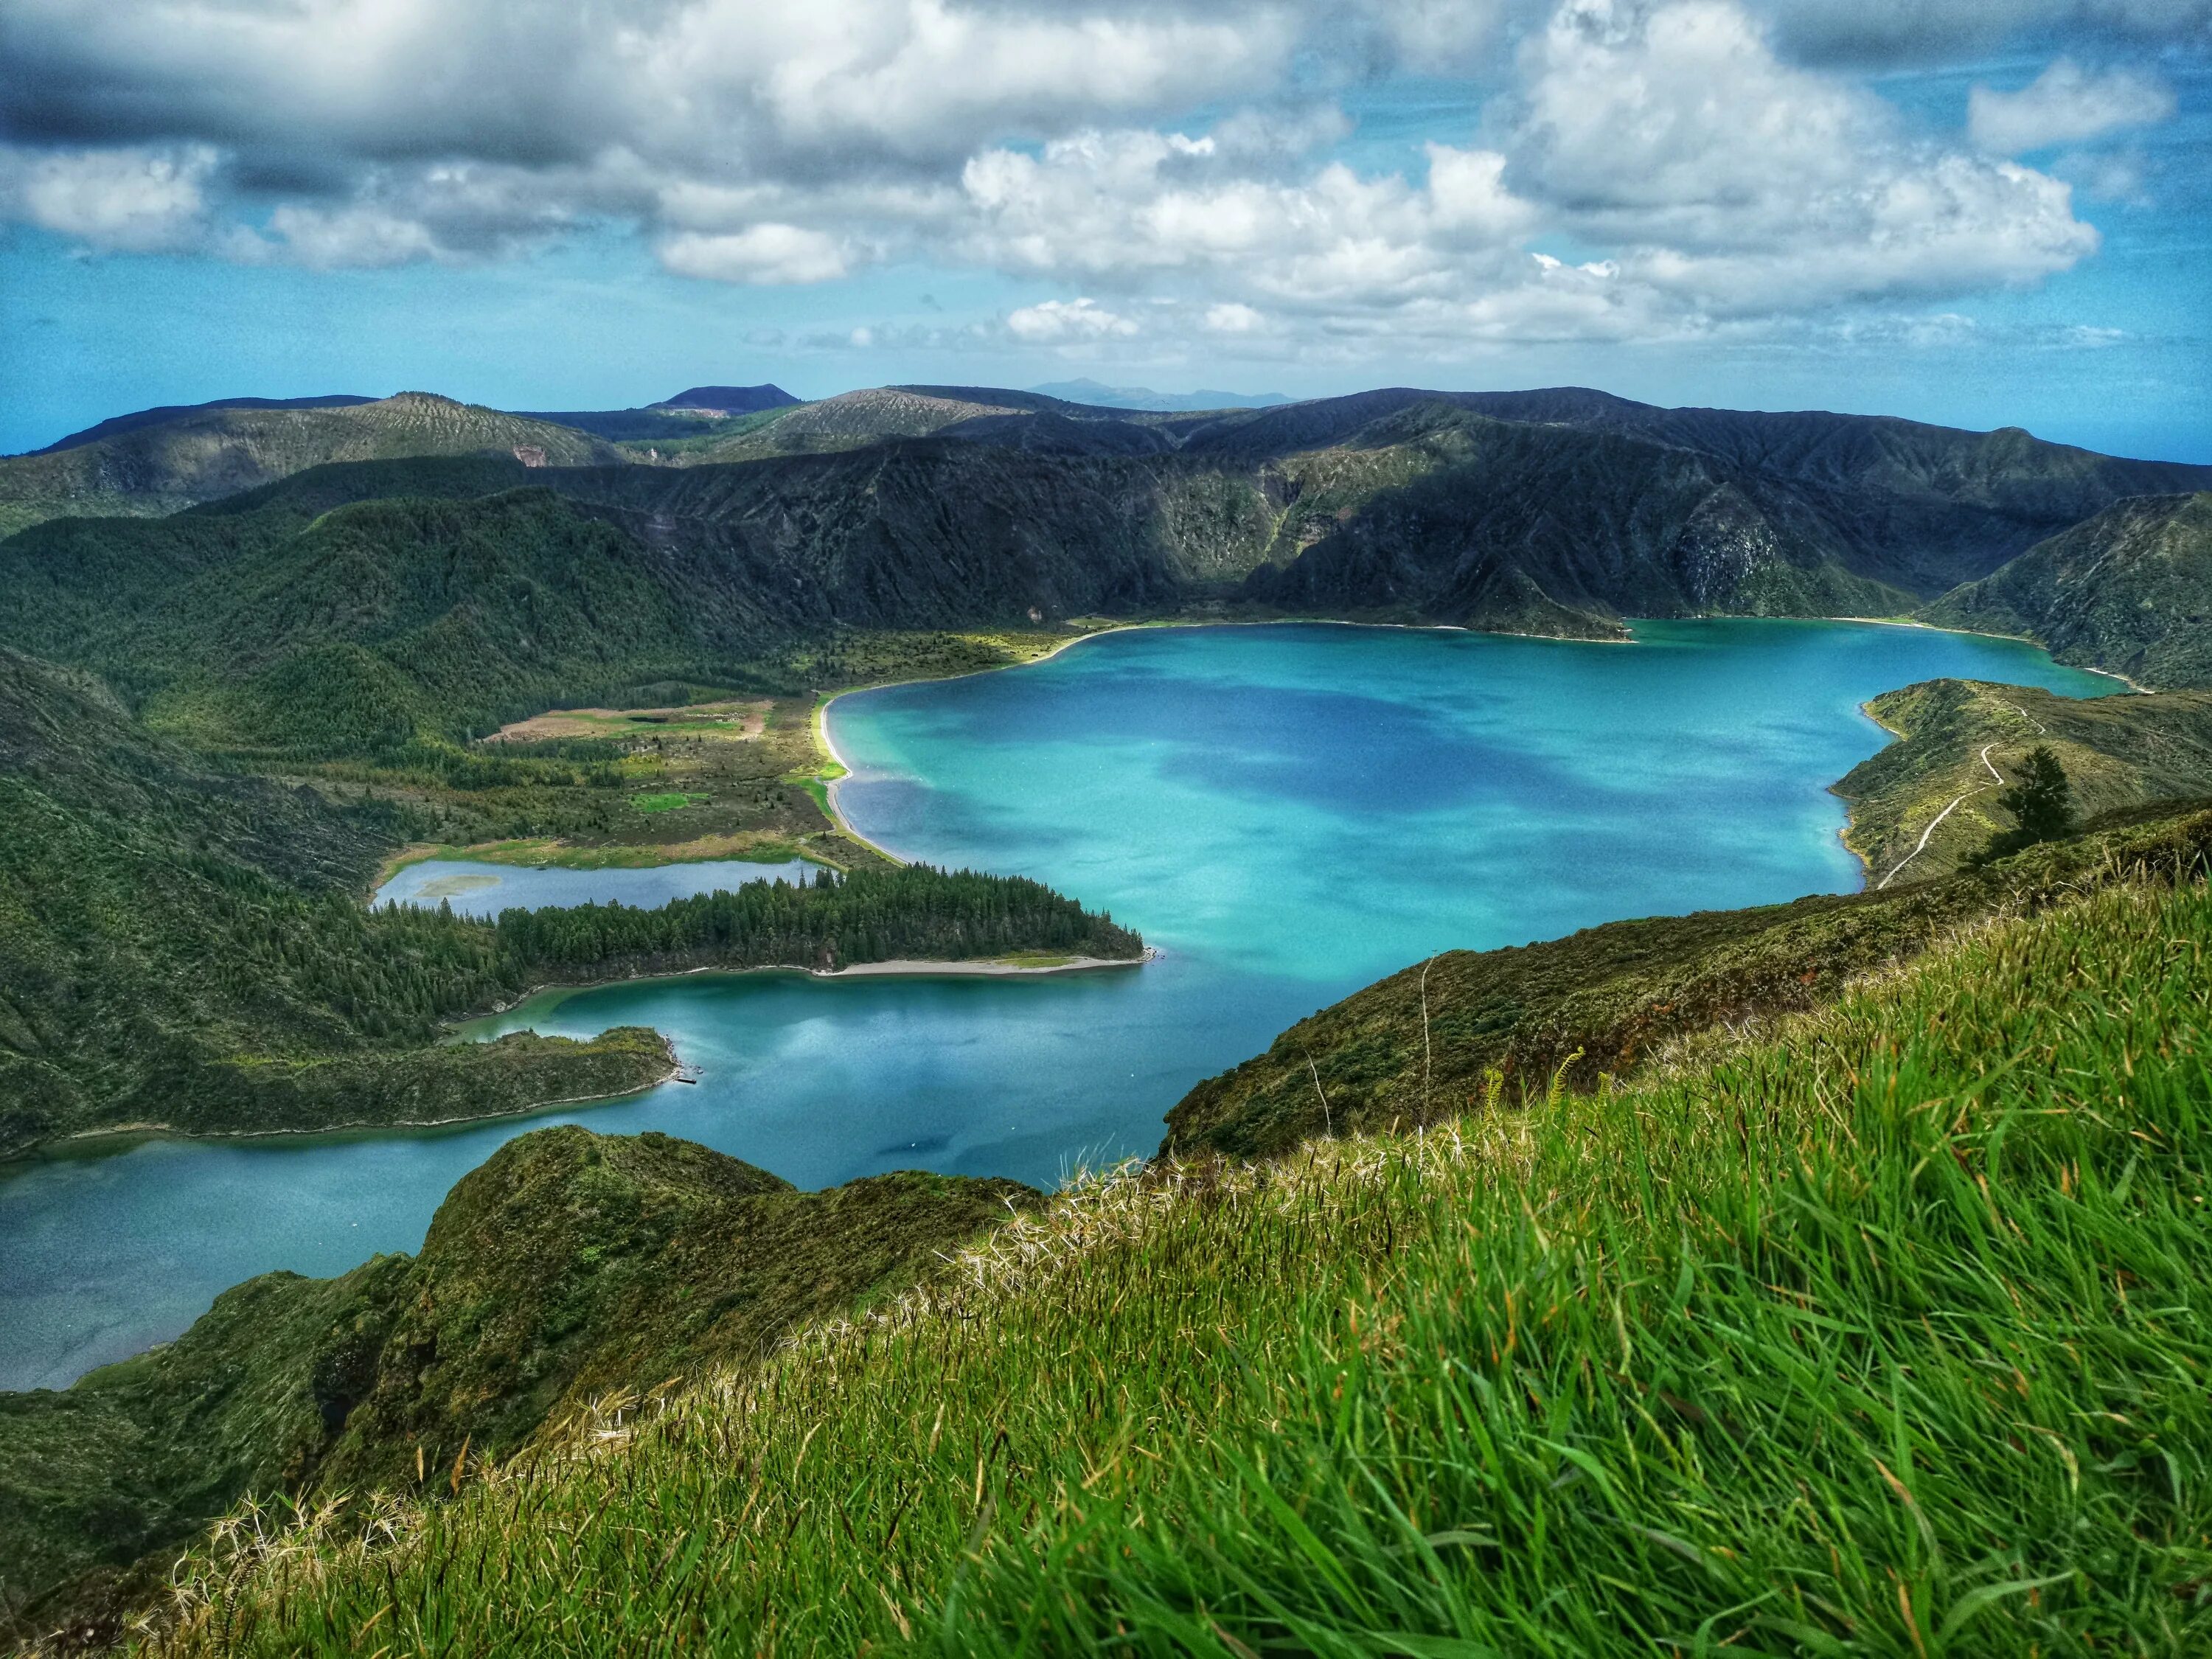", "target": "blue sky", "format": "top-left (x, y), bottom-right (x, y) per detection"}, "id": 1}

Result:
top-left (2, 1), bottom-right (2206, 460)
